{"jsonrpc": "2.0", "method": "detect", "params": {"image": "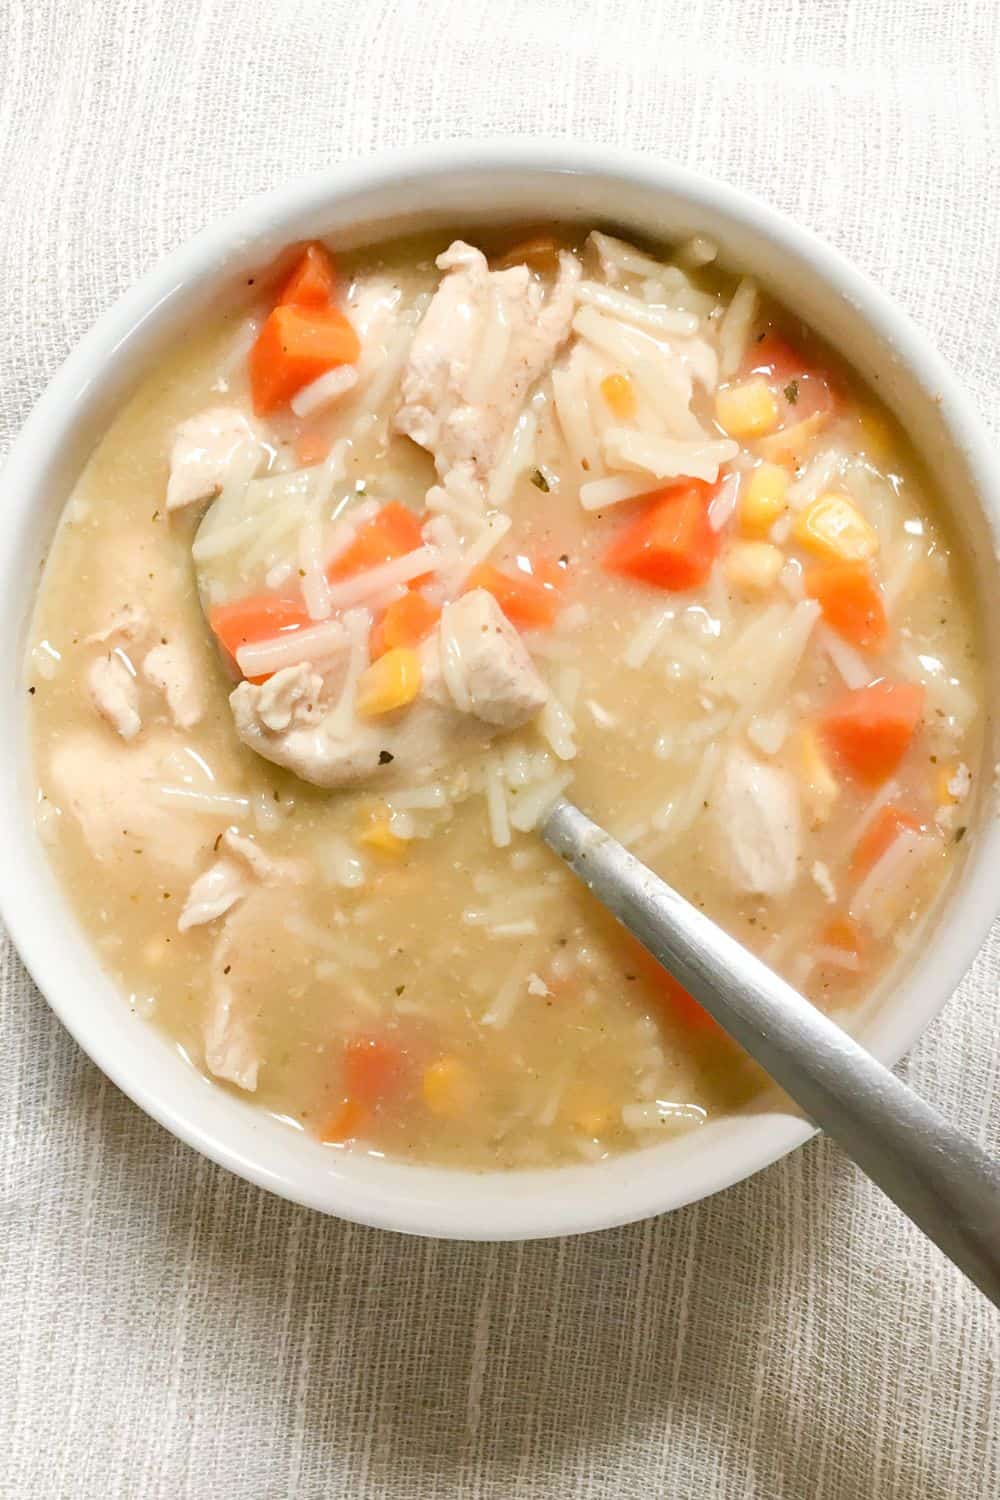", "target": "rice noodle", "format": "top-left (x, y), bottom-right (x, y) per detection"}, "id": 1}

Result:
top-left (621, 1100), bottom-right (707, 1131)
top-left (603, 427), bottom-right (739, 483)
top-left (508, 772), bottom-right (574, 833)
top-left (646, 741), bottom-right (721, 844)
top-left (538, 694), bottom-right (577, 761)
top-left (572, 308), bottom-right (702, 437)
top-left (298, 508), bottom-right (332, 621)
top-left (290, 364), bottom-right (359, 418)
top-left (787, 447), bottom-right (847, 509)
top-left (488, 408), bottom-right (538, 508)
top-left (589, 231), bottom-right (669, 282)
top-left (717, 278), bottom-right (758, 378)
top-left (387, 783), bottom-right (449, 811)
top-left (708, 471), bottom-right (741, 531)
top-left (324, 545), bottom-right (440, 612)
top-left (481, 958), bottom-right (535, 1028)
top-left (235, 617), bottom-right (348, 679)
top-left (575, 280), bottom-right (698, 337)
top-left (709, 599), bottom-right (820, 710)
top-left (674, 235), bottom-right (718, 269)
top-left (552, 357), bottom-right (601, 474)
top-left (154, 786), bottom-right (250, 817)
top-left (882, 533), bottom-right (924, 611)
top-left (578, 473), bottom-right (657, 511)
top-left (325, 608), bottom-right (371, 737)
top-left (441, 512), bottom-right (512, 597)
top-left (484, 759), bottom-right (512, 848)
top-left (624, 605), bottom-right (675, 669)
top-left (815, 622), bottom-right (873, 689)
top-left (849, 829), bottom-right (940, 937)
